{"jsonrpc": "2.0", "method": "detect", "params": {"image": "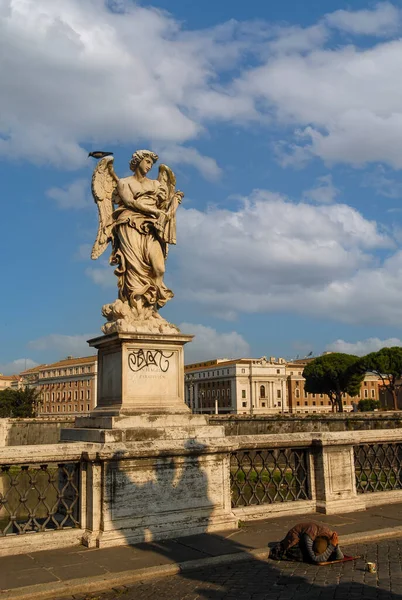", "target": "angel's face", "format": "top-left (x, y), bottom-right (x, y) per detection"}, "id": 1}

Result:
top-left (138, 156), bottom-right (154, 176)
